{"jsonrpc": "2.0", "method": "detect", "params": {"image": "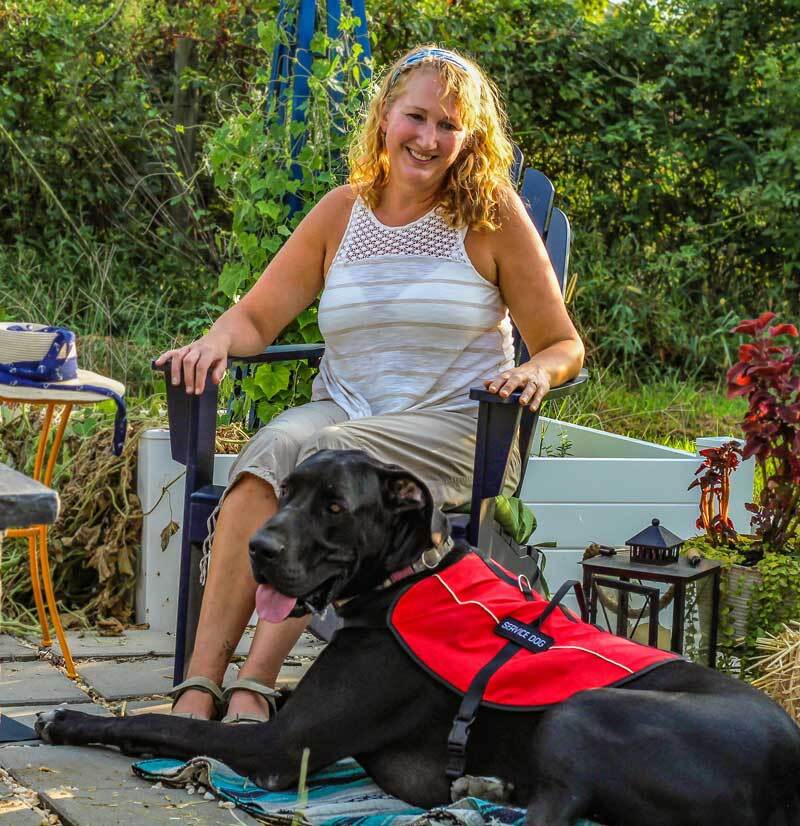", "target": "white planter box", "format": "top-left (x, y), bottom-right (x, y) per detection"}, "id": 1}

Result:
top-left (137, 421), bottom-right (754, 630)
top-left (521, 418), bottom-right (754, 606)
top-left (136, 429), bottom-right (238, 631)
